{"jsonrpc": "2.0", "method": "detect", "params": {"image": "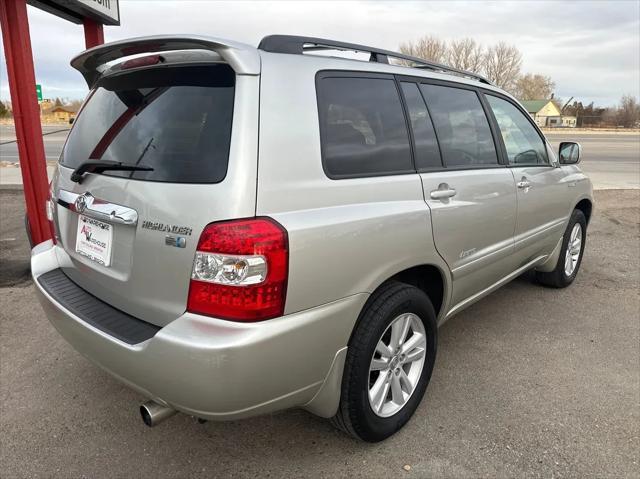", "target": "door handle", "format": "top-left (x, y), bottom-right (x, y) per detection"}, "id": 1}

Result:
top-left (516, 177), bottom-right (532, 189)
top-left (430, 184), bottom-right (457, 200)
